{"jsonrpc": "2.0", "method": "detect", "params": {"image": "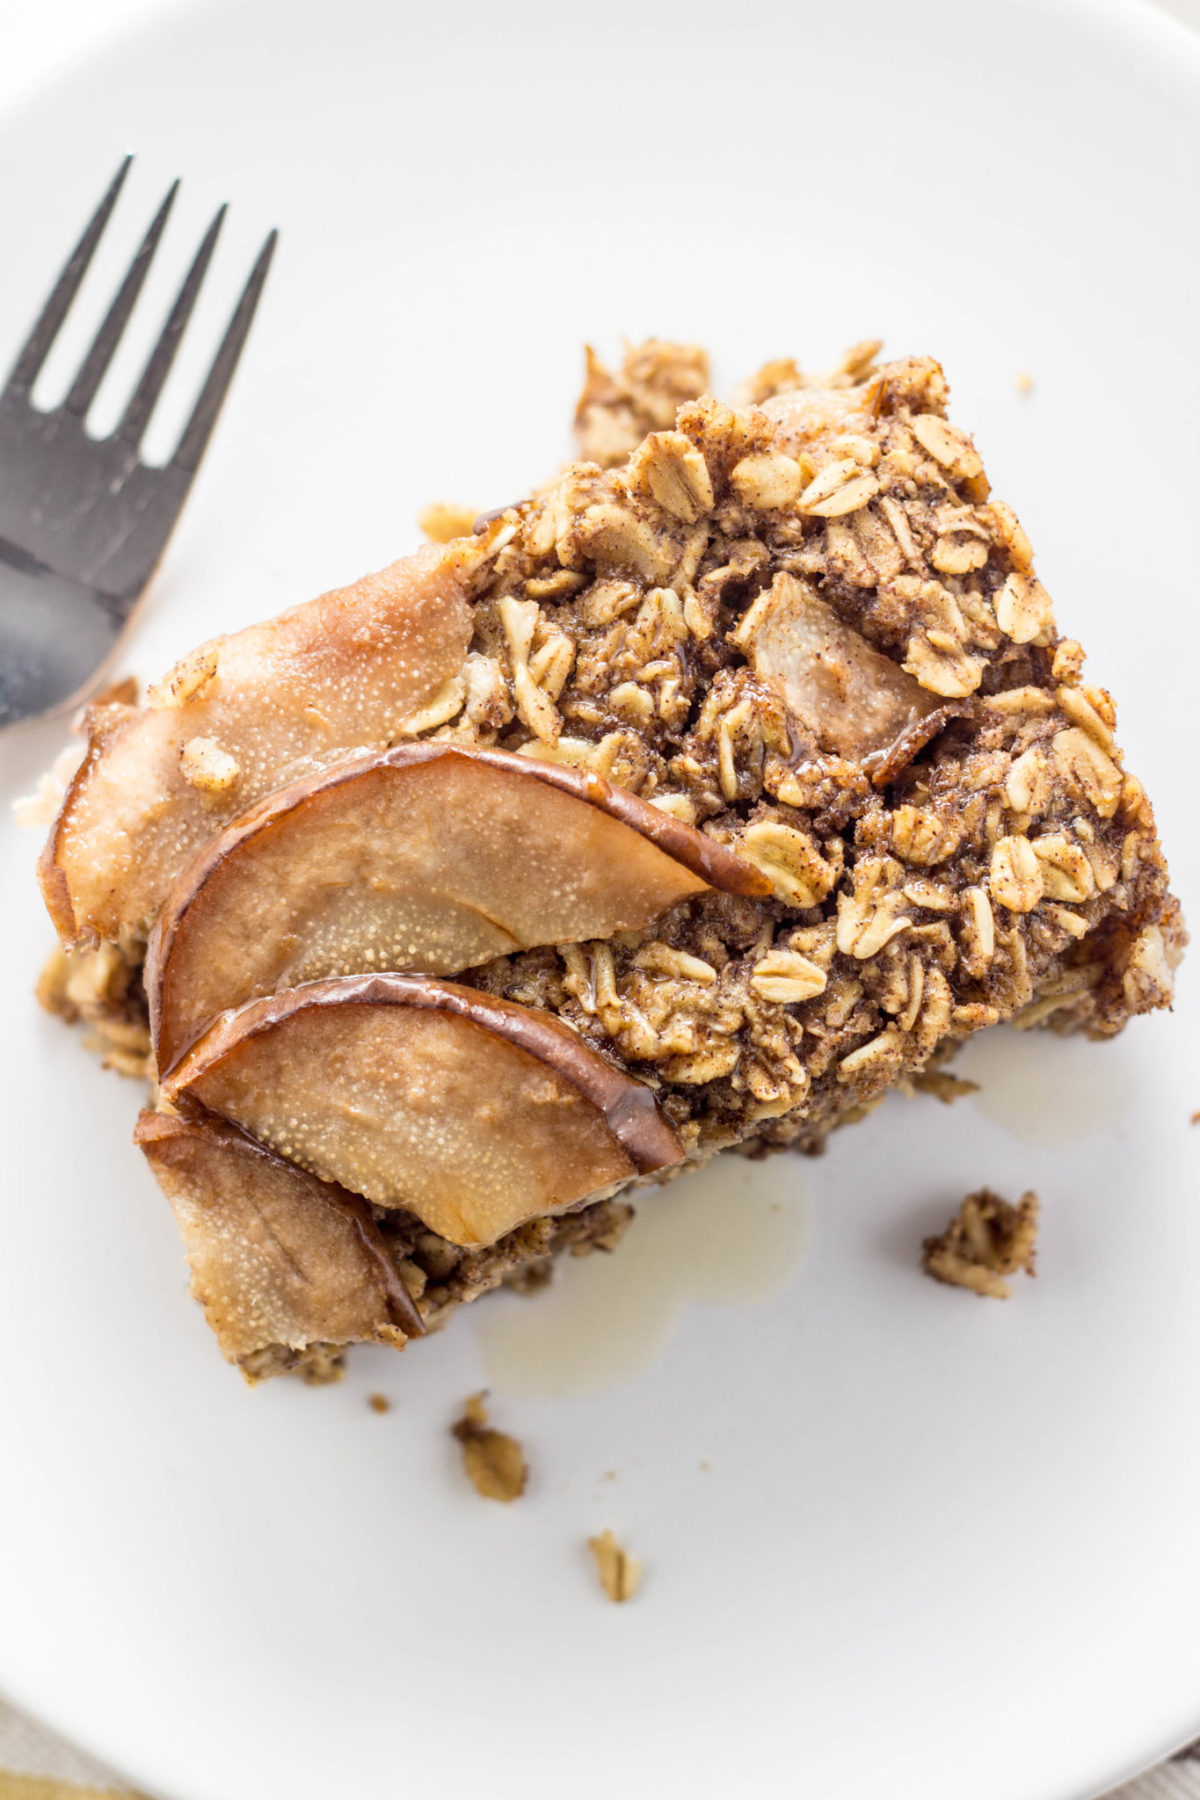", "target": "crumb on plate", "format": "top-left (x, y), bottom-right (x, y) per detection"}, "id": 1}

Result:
top-left (922, 1187), bottom-right (1039, 1299)
top-left (587, 1528), bottom-right (643, 1603)
top-left (368, 1392), bottom-right (390, 1414)
top-left (452, 1392), bottom-right (528, 1502)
